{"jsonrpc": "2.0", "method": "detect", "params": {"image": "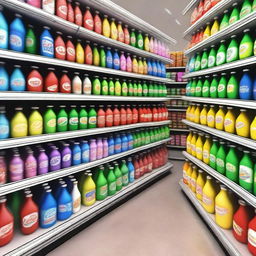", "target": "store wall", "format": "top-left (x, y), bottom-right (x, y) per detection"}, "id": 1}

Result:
top-left (111, 0), bottom-right (190, 50)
